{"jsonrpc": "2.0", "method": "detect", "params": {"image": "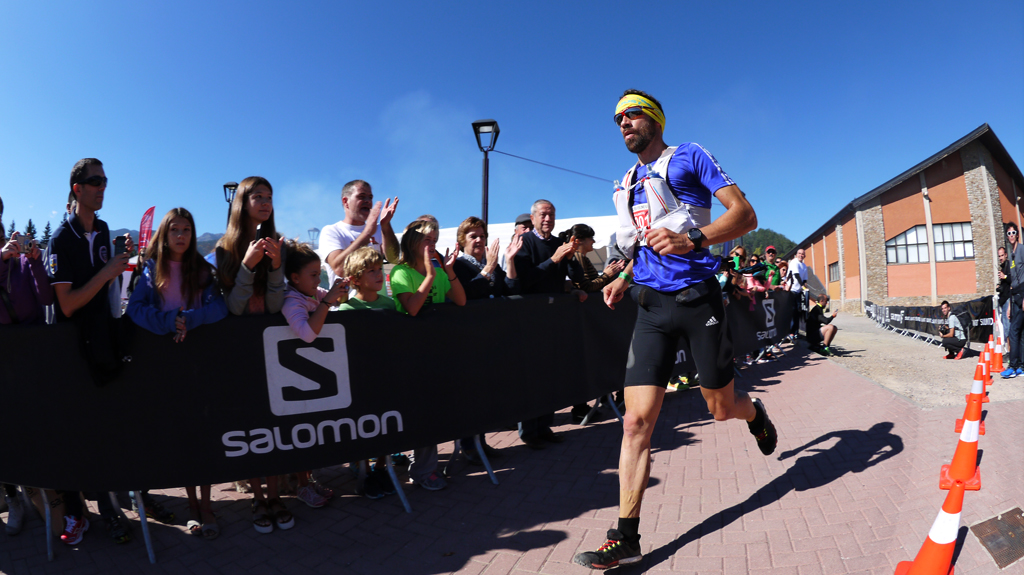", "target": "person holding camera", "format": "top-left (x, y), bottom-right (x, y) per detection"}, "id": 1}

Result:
top-left (938, 300), bottom-right (965, 360)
